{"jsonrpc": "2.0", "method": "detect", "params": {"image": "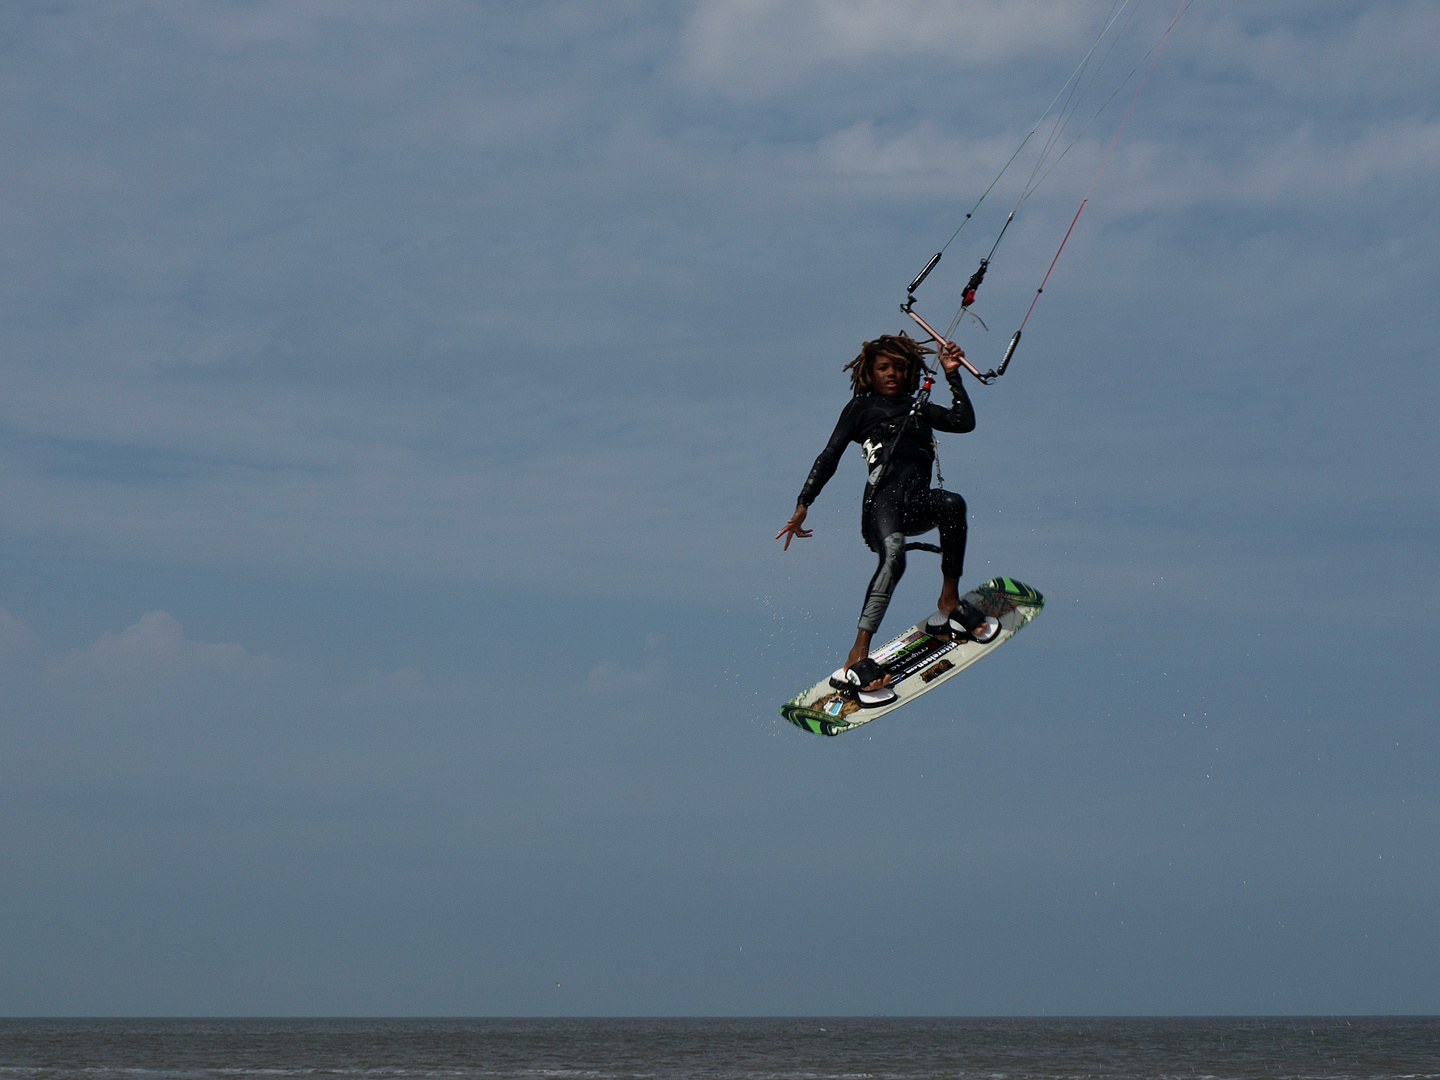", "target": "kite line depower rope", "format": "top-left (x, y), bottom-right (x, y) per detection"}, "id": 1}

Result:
top-left (901, 0), bottom-right (1194, 384)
